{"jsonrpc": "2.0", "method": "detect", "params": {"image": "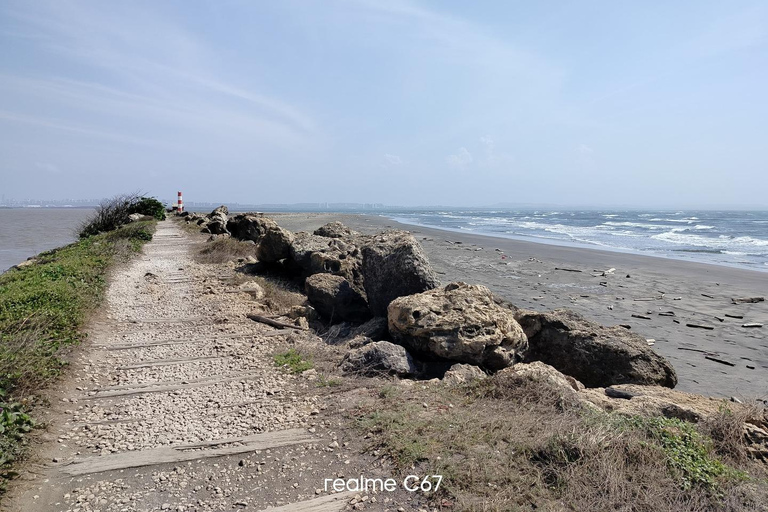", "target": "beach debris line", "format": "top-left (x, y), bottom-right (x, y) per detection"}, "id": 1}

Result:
top-left (731, 297), bottom-right (765, 304)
